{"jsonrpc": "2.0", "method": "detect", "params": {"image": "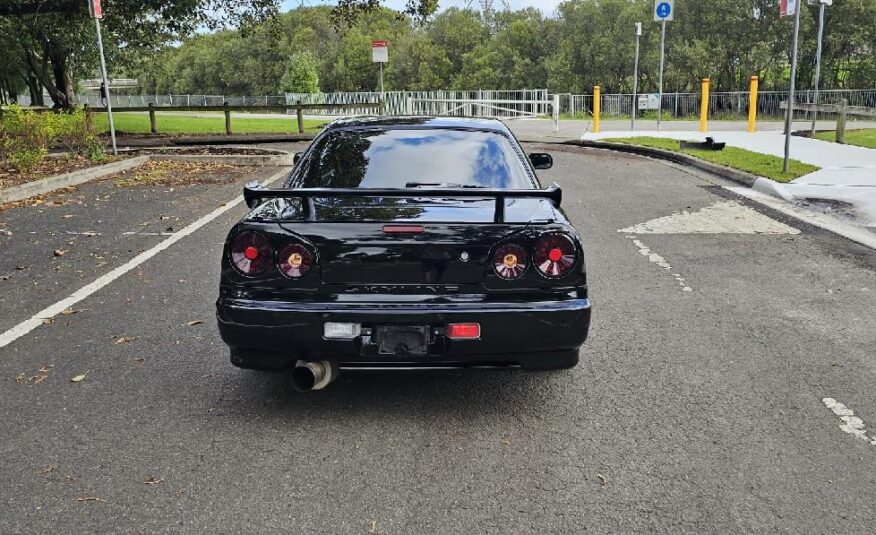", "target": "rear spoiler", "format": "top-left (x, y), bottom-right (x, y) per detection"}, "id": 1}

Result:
top-left (243, 181), bottom-right (563, 223)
